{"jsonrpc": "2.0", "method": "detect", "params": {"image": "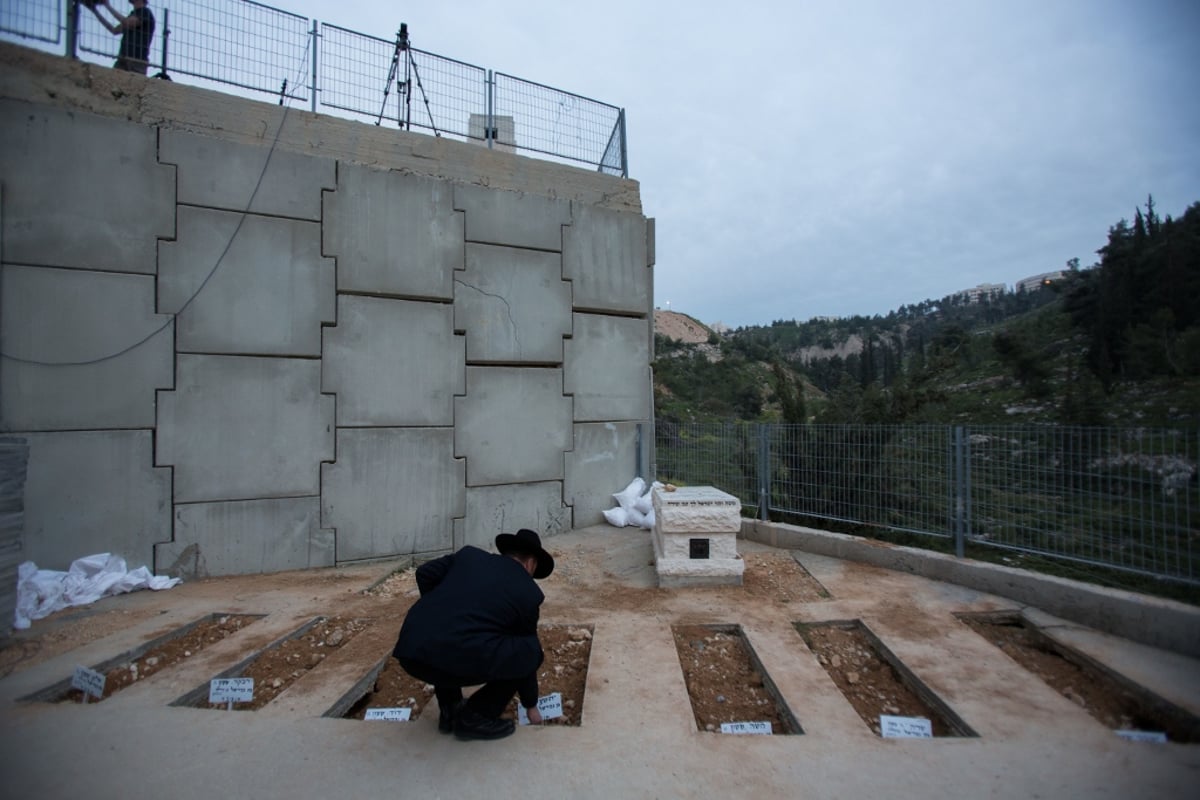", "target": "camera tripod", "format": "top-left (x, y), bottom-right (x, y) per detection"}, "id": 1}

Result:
top-left (376, 23), bottom-right (439, 135)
